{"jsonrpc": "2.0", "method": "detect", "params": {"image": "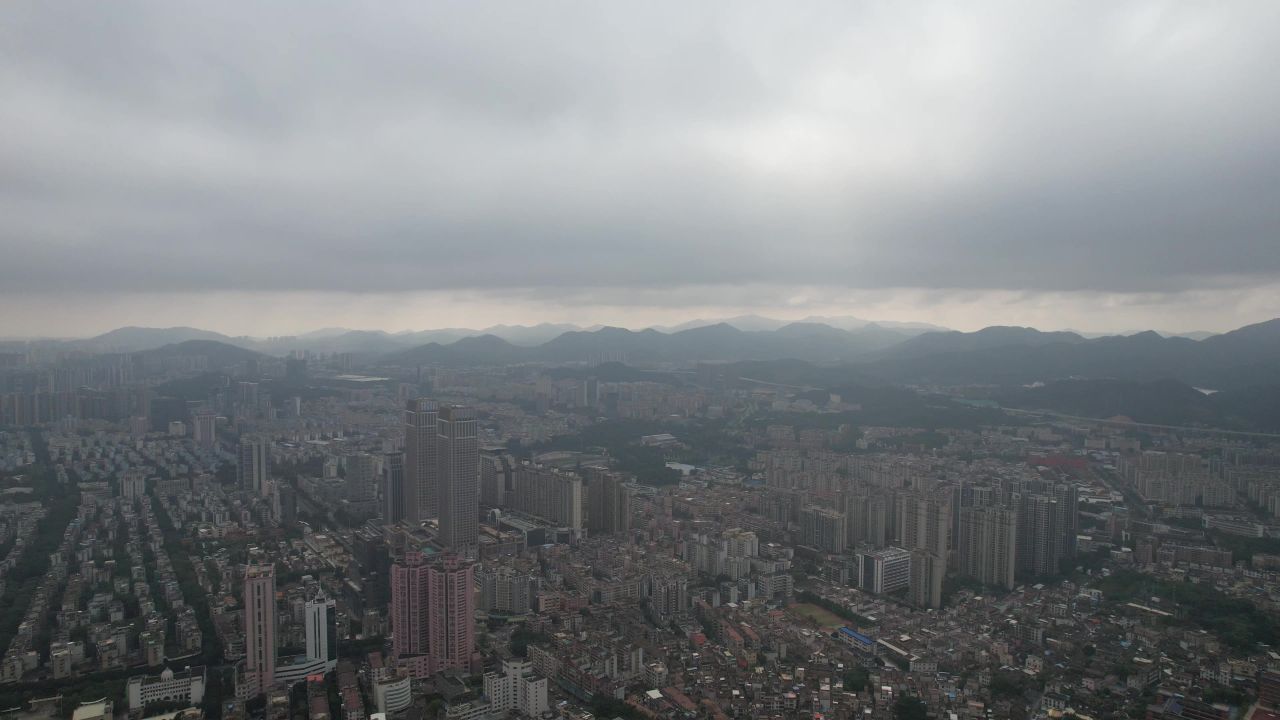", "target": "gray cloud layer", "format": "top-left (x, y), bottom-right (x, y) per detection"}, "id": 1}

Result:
top-left (2, 1), bottom-right (1279, 301)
